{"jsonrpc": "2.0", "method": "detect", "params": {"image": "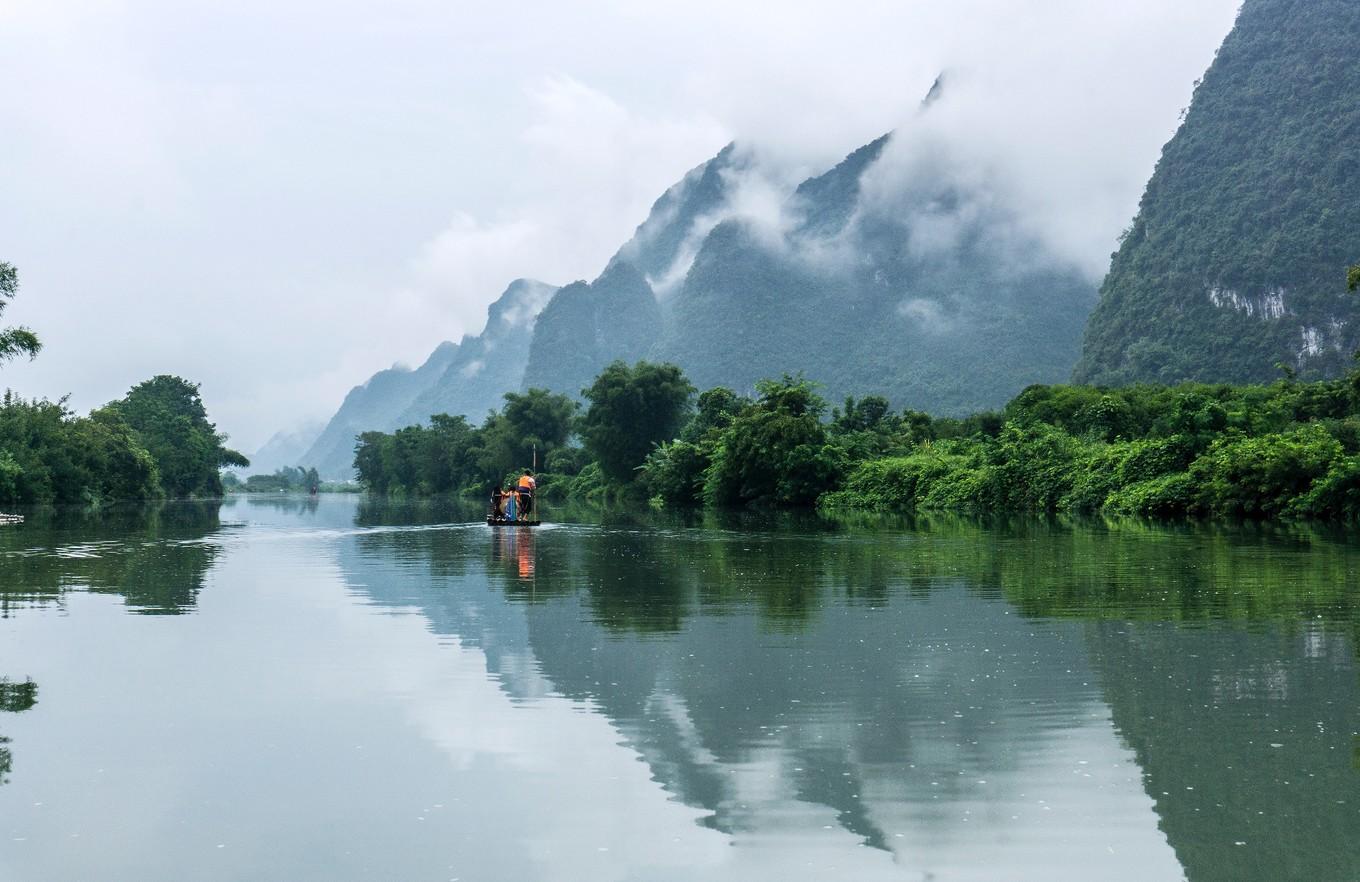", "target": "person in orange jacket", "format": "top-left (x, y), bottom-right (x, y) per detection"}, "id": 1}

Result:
top-left (516, 470), bottom-right (536, 516)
